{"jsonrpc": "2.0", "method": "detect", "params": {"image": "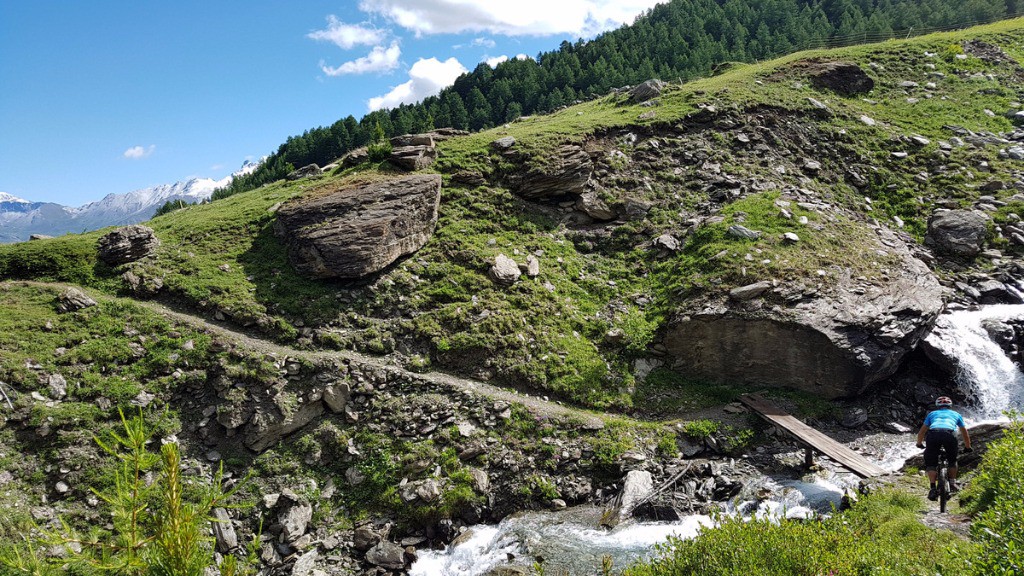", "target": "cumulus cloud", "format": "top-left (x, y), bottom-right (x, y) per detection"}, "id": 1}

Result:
top-left (485, 55), bottom-right (508, 67)
top-left (368, 56), bottom-right (468, 111)
top-left (123, 145), bottom-right (155, 159)
top-left (308, 15), bottom-right (386, 49)
top-left (357, 0), bottom-right (664, 37)
top-left (321, 41), bottom-right (402, 75)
